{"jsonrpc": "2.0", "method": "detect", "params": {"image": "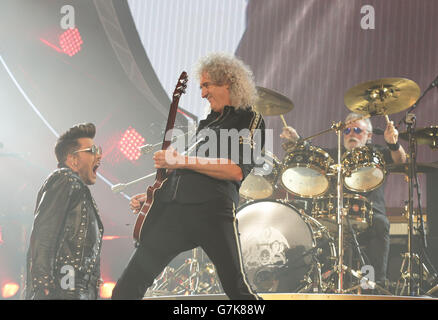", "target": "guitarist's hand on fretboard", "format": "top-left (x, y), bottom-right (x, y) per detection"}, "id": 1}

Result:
top-left (130, 193), bottom-right (146, 215)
